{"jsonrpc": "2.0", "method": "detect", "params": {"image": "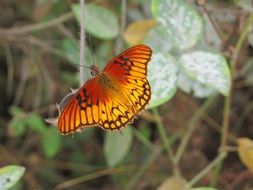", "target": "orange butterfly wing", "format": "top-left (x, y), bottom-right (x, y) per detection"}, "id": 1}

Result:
top-left (57, 45), bottom-right (152, 135)
top-left (99, 45), bottom-right (152, 129)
